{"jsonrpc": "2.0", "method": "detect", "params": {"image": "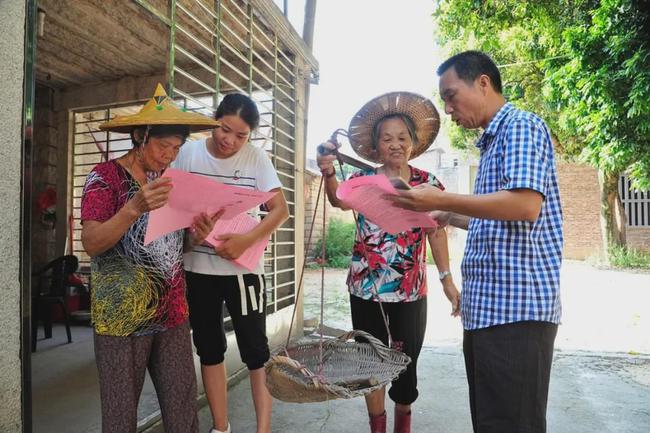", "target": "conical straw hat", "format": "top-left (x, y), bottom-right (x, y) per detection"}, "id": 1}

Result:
top-left (99, 83), bottom-right (220, 133)
top-left (348, 92), bottom-right (440, 163)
